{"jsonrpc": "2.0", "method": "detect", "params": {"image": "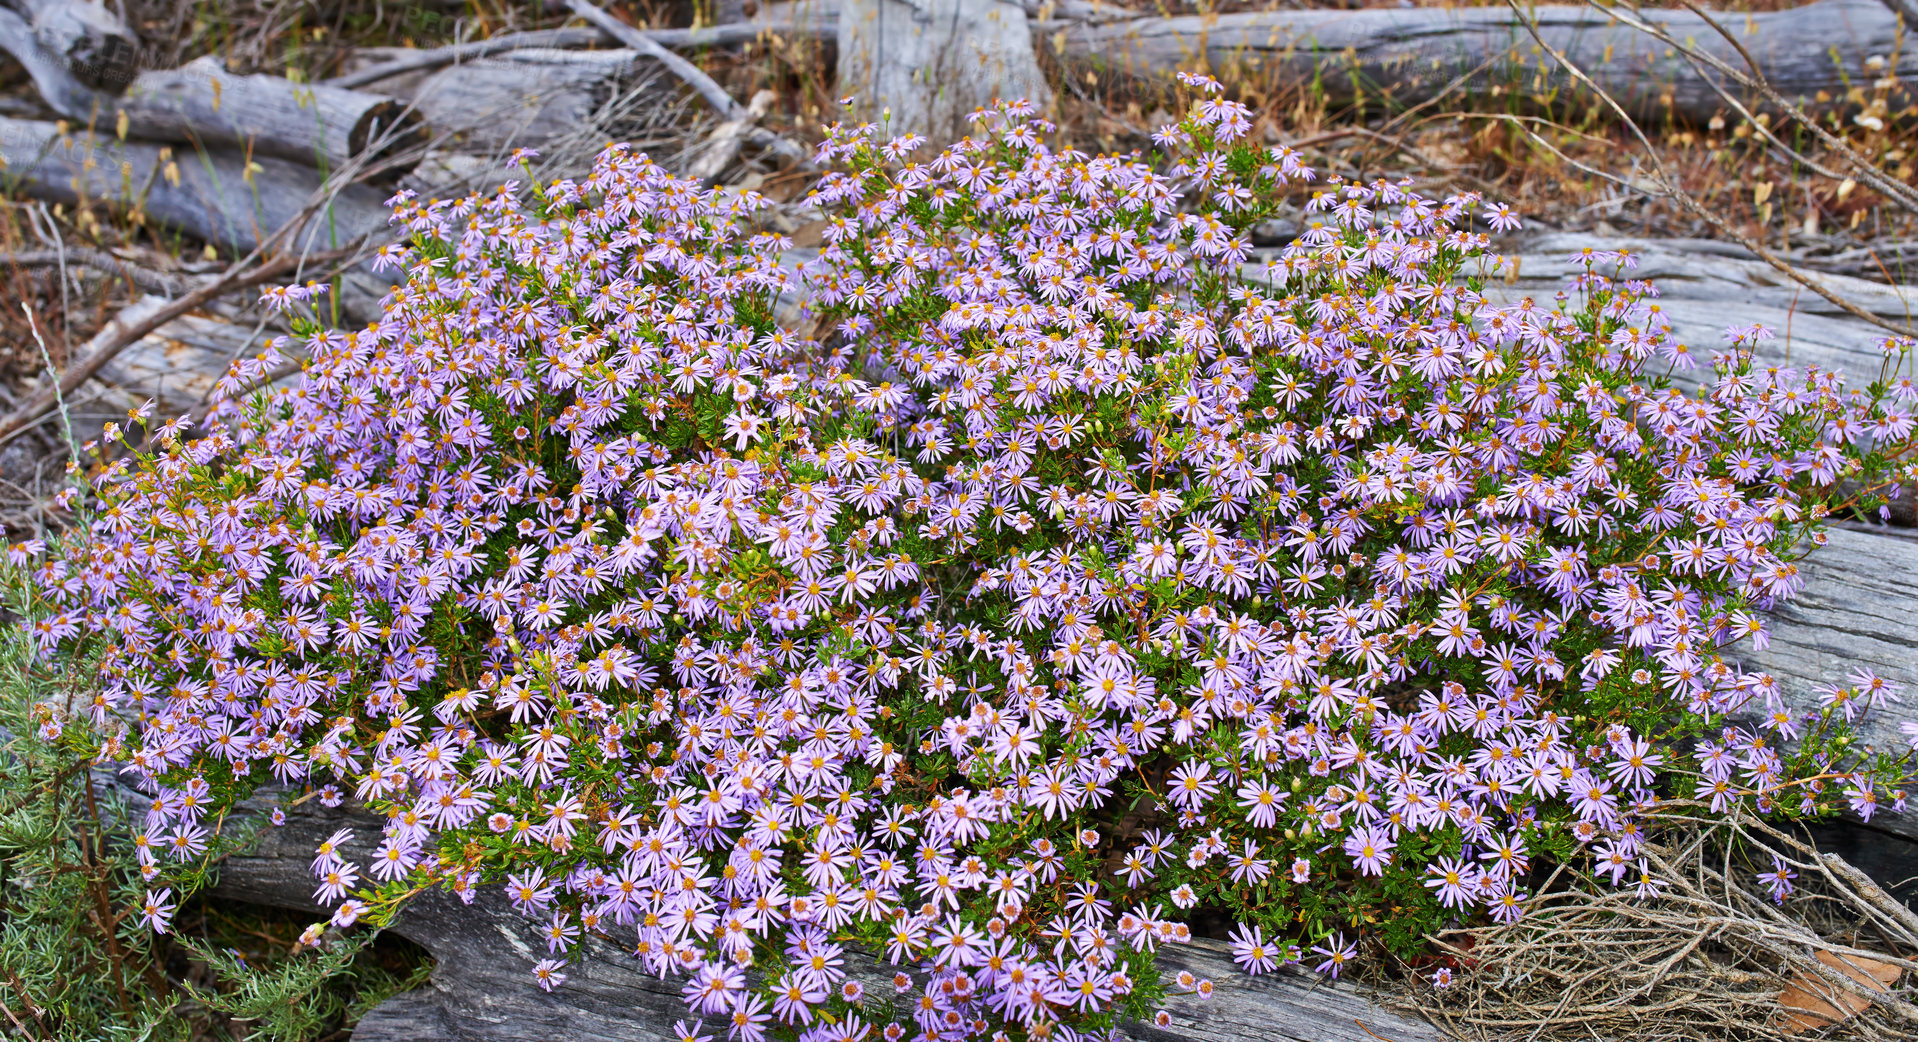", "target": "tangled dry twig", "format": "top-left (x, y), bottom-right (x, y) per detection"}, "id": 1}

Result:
top-left (1406, 808), bottom-right (1917, 1042)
